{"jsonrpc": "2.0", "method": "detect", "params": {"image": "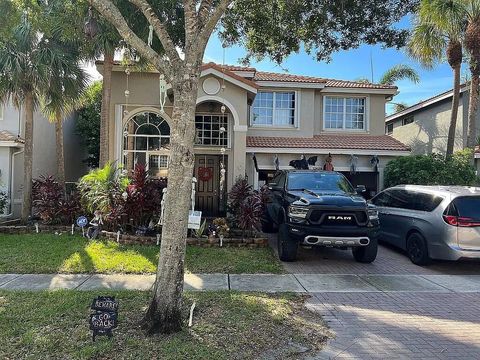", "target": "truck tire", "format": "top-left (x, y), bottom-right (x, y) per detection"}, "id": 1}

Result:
top-left (262, 219), bottom-right (278, 234)
top-left (277, 224), bottom-right (298, 262)
top-left (406, 232), bottom-right (431, 266)
top-left (352, 237), bottom-right (378, 263)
